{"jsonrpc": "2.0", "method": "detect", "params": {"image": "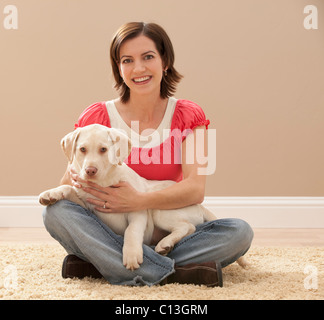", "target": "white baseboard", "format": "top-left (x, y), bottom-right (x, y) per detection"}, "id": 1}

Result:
top-left (0, 196), bottom-right (324, 228)
top-left (0, 196), bottom-right (45, 227)
top-left (203, 197), bottom-right (324, 228)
